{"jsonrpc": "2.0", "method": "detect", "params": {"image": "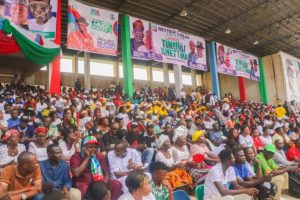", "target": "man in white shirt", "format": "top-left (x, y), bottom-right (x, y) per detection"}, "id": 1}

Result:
top-left (107, 142), bottom-right (146, 192)
top-left (204, 148), bottom-right (257, 200)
